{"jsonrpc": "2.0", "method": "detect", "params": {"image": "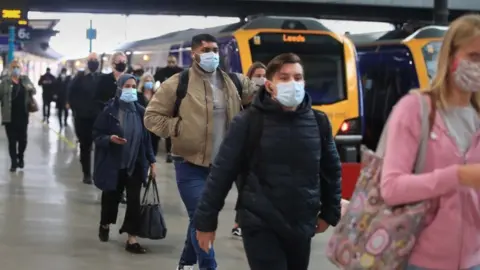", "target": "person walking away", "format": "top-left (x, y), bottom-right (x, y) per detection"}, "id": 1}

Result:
top-left (55, 67), bottom-right (71, 128)
top-left (145, 33), bottom-right (258, 270)
top-left (0, 60), bottom-right (37, 172)
top-left (67, 52), bottom-right (101, 184)
top-left (95, 52), bottom-right (128, 106)
top-left (137, 73), bottom-right (161, 156)
top-left (380, 14), bottom-right (480, 270)
top-left (230, 61), bottom-right (267, 238)
top-left (38, 67), bottom-right (56, 123)
top-left (93, 74), bottom-right (156, 254)
top-left (193, 53), bottom-right (342, 270)
top-left (153, 55), bottom-right (183, 163)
